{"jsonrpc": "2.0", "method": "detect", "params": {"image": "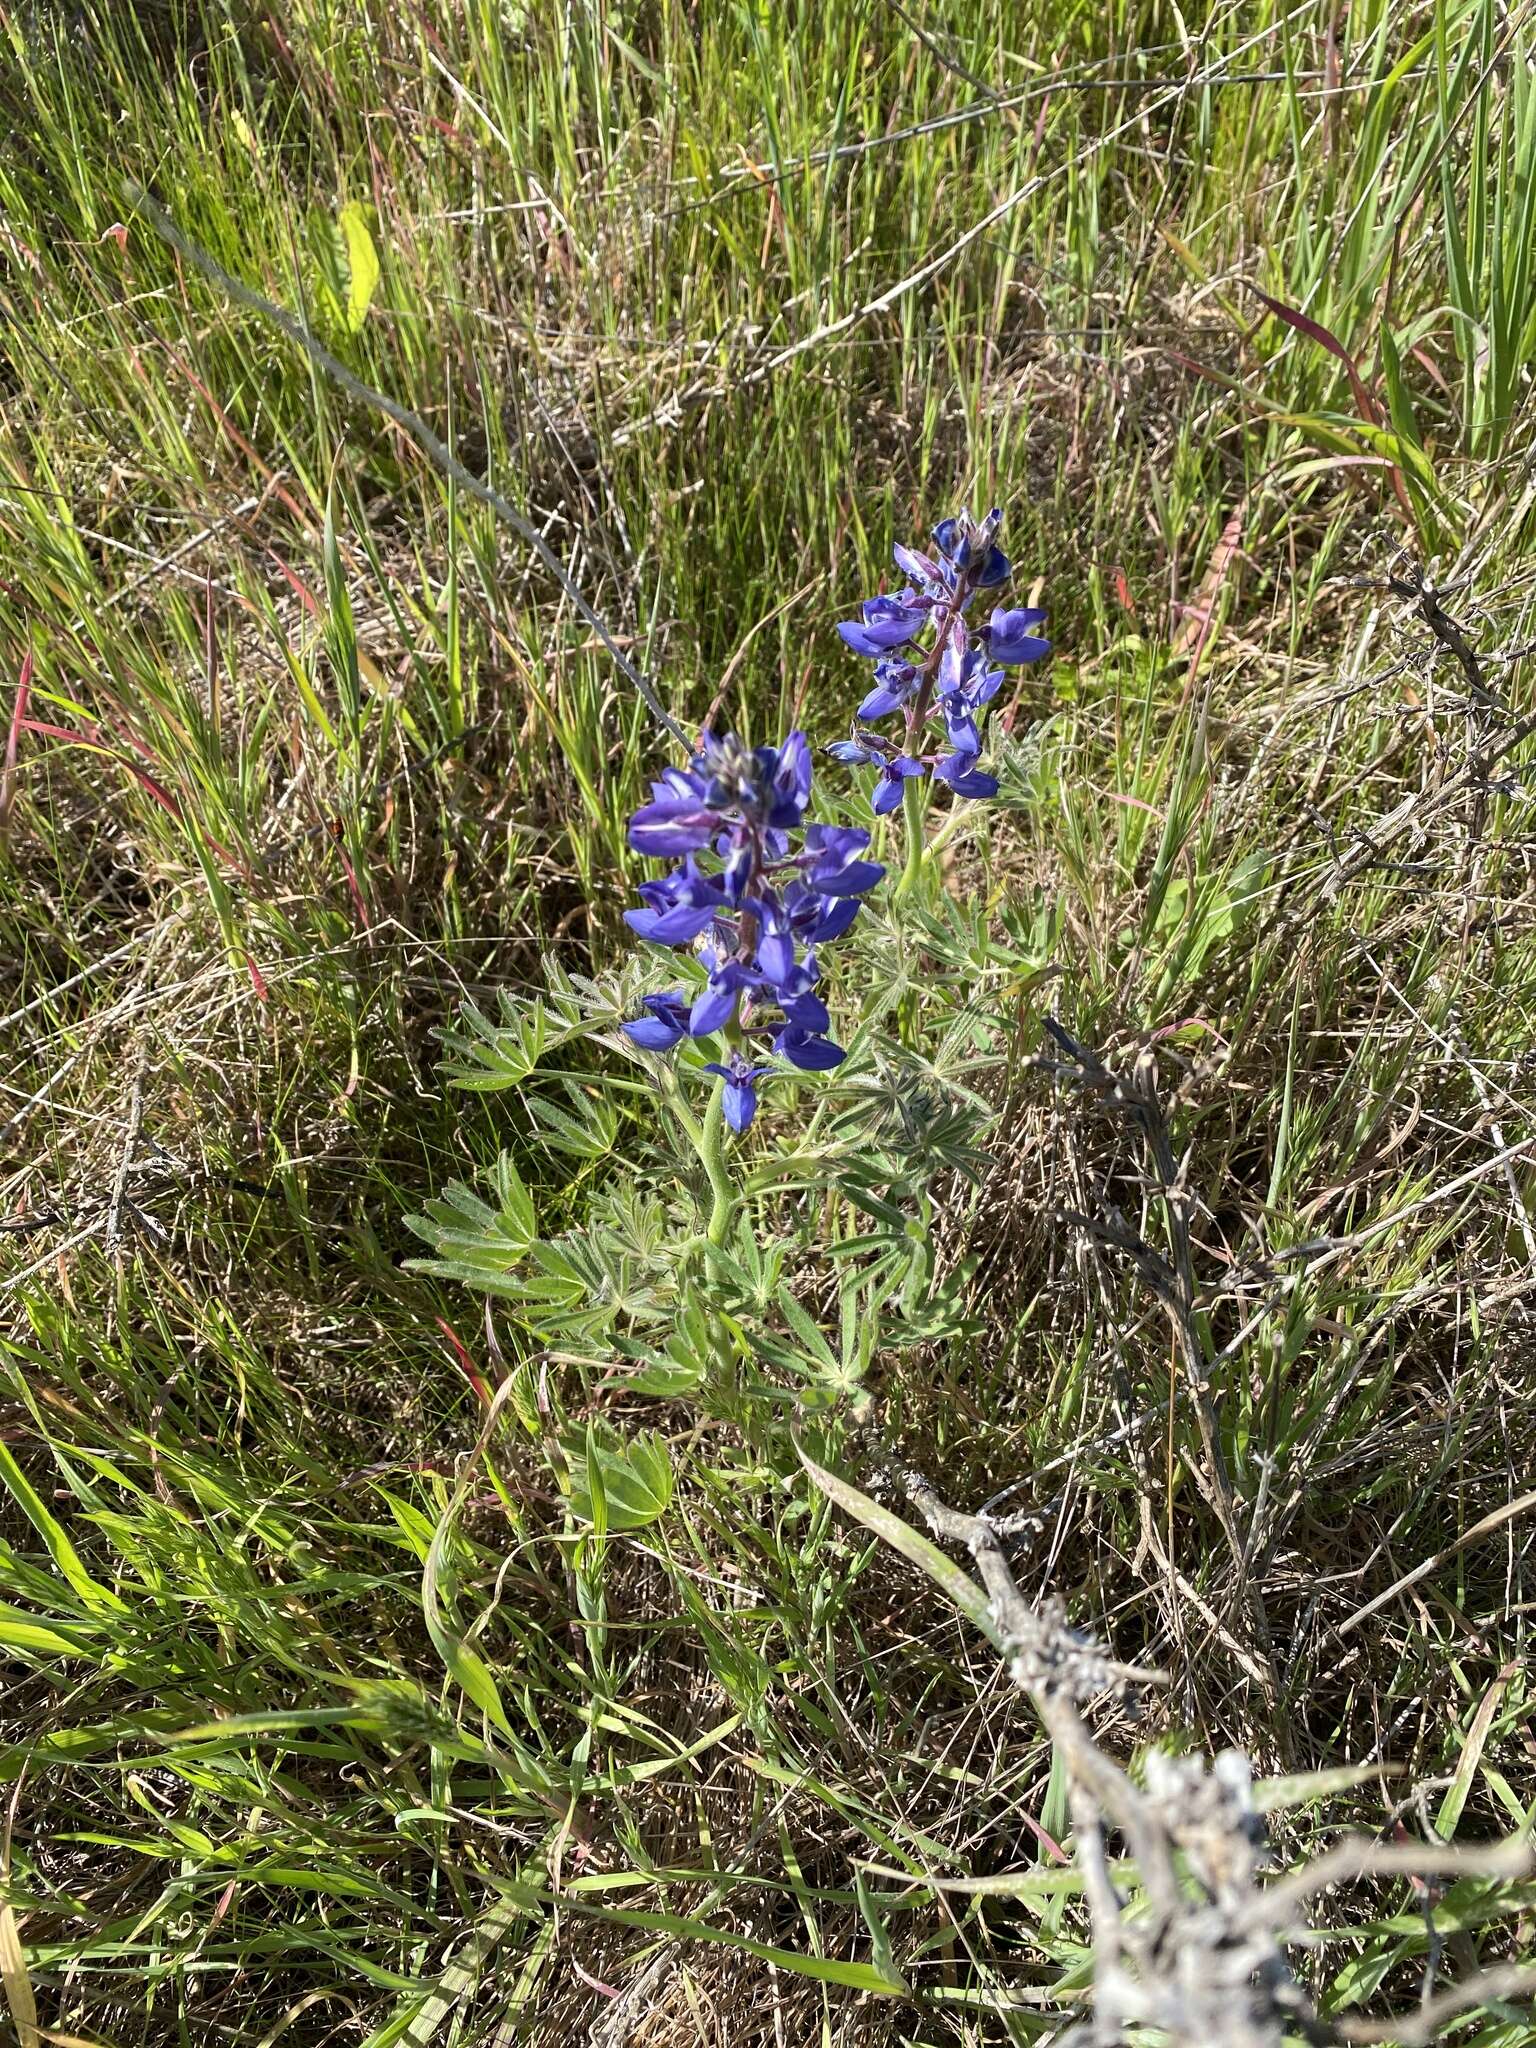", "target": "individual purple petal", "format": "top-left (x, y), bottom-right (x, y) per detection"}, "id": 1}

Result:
top-left (627, 799), bottom-right (717, 857)
top-left (690, 986), bottom-right (735, 1036)
top-left (990, 604), bottom-right (1047, 628)
top-left (768, 730), bottom-right (813, 826)
top-left (622, 991), bottom-right (692, 1051)
top-left (857, 681), bottom-right (909, 720)
top-left (804, 823), bottom-right (867, 863)
top-left (756, 922), bottom-right (795, 988)
top-left (691, 962), bottom-right (753, 1036)
top-left (623, 1015), bottom-right (682, 1050)
top-left (935, 638), bottom-right (968, 701)
top-left (934, 754), bottom-right (1000, 799)
top-left (940, 705), bottom-right (981, 755)
top-left (803, 825), bottom-right (885, 897)
top-left (625, 902), bottom-right (719, 944)
top-left (820, 859), bottom-right (884, 896)
top-left (984, 606), bottom-right (1051, 665)
top-left (722, 834), bottom-right (754, 903)
top-left (974, 544), bottom-right (1011, 587)
top-left (773, 1028), bottom-right (846, 1071)
top-left (650, 764), bottom-right (709, 803)
top-left (779, 989), bottom-right (831, 1033)
top-left (894, 541), bottom-right (944, 587)
top-left (809, 895), bottom-right (861, 942)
